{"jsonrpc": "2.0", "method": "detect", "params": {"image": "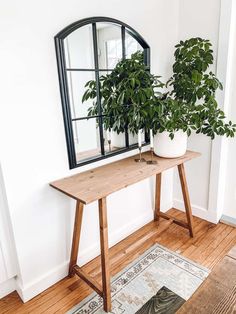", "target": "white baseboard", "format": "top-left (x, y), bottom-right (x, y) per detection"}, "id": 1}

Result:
top-left (220, 214), bottom-right (236, 227)
top-left (0, 277), bottom-right (16, 298)
top-left (173, 199), bottom-right (218, 223)
top-left (15, 261), bottom-right (69, 302)
top-left (17, 210), bottom-right (158, 302)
